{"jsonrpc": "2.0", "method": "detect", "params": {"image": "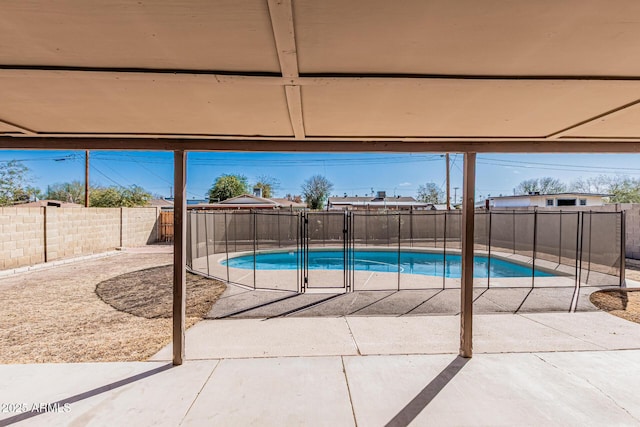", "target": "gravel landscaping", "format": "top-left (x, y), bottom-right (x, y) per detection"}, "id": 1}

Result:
top-left (0, 252), bottom-right (225, 364)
